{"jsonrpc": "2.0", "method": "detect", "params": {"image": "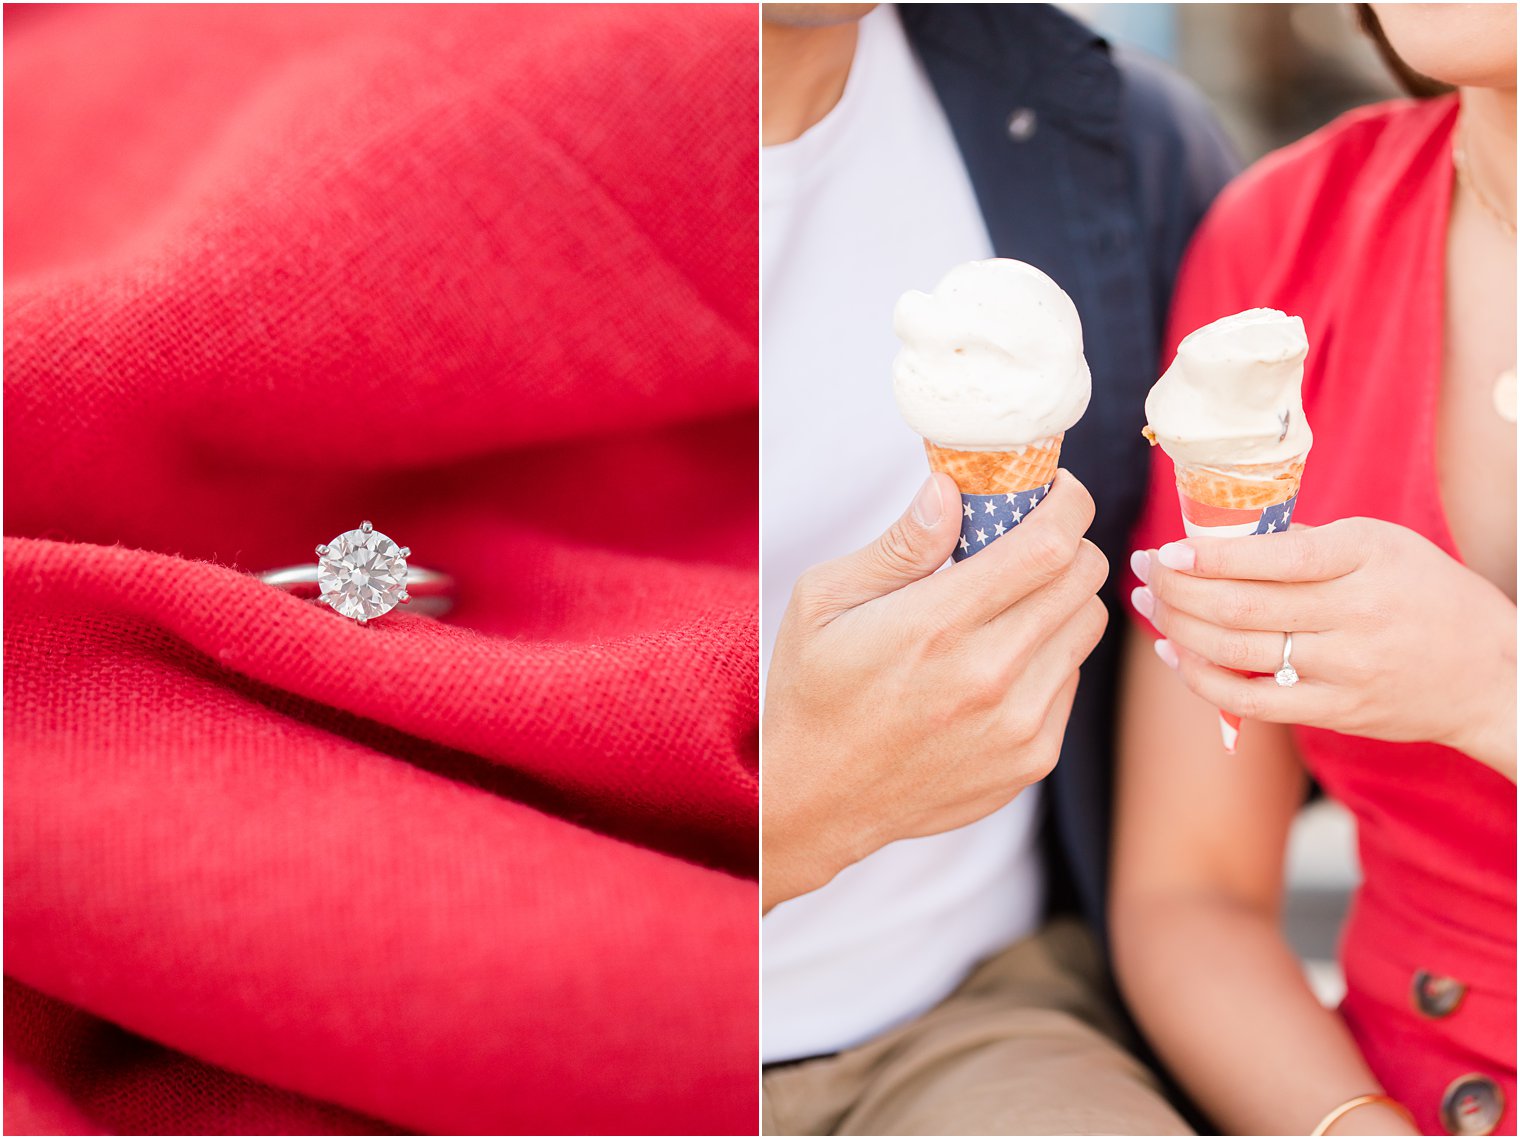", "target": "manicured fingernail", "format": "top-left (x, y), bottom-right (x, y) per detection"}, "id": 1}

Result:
top-left (1131, 586), bottom-right (1155, 620)
top-left (1154, 638), bottom-right (1179, 669)
top-left (911, 477), bottom-right (942, 528)
top-left (1129, 549), bottom-right (1151, 584)
top-left (1157, 542), bottom-right (1195, 571)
